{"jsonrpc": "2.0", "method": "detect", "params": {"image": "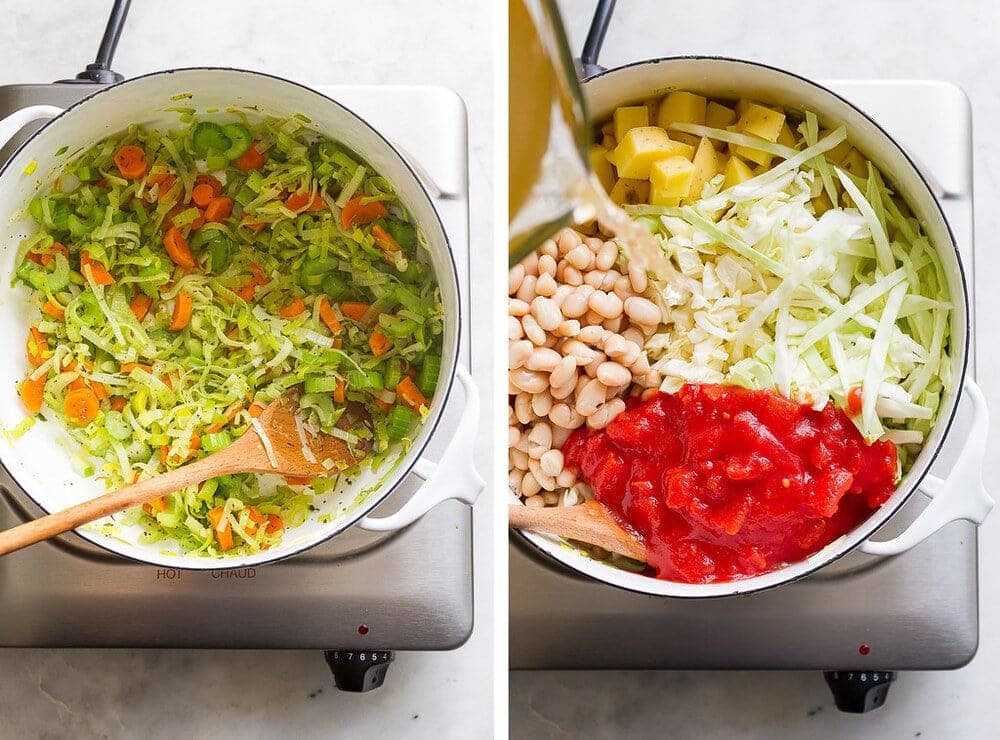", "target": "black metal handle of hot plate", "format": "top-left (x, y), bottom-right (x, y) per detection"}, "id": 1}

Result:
top-left (56, 0), bottom-right (131, 84)
top-left (824, 670), bottom-right (896, 713)
top-left (324, 650), bottom-right (395, 693)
